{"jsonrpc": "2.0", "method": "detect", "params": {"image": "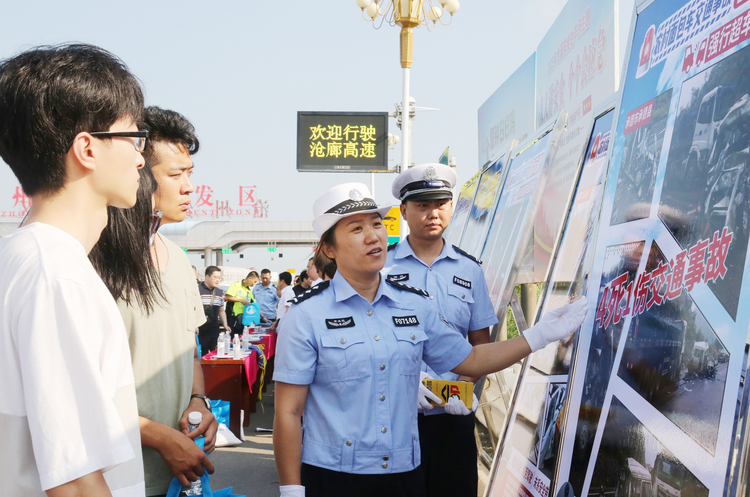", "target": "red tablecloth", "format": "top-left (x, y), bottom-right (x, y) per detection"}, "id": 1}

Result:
top-left (256, 331), bottom-right (277, 360)
top-left (201, 350), bottom-right (260, 393)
